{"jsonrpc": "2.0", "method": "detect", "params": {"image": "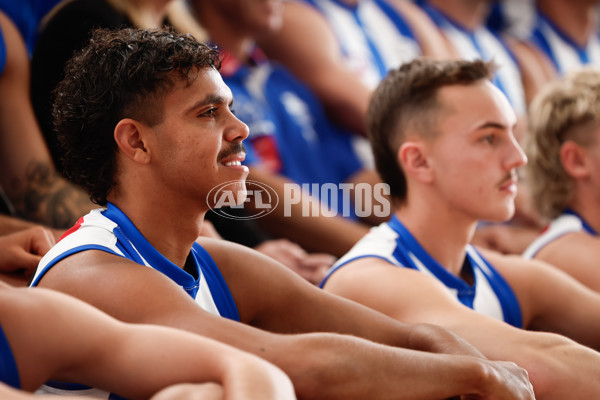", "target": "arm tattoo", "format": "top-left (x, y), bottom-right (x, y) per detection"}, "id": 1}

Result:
top-left (10, 161), bottom-right (94, 228)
